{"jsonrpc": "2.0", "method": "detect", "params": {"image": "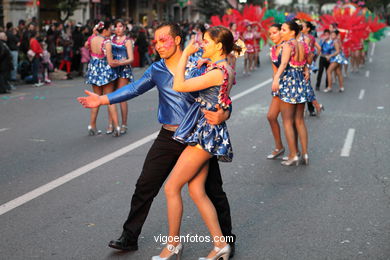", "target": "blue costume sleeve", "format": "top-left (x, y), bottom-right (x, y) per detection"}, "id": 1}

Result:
top-left (107, 65), bottom-right (155, 104)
